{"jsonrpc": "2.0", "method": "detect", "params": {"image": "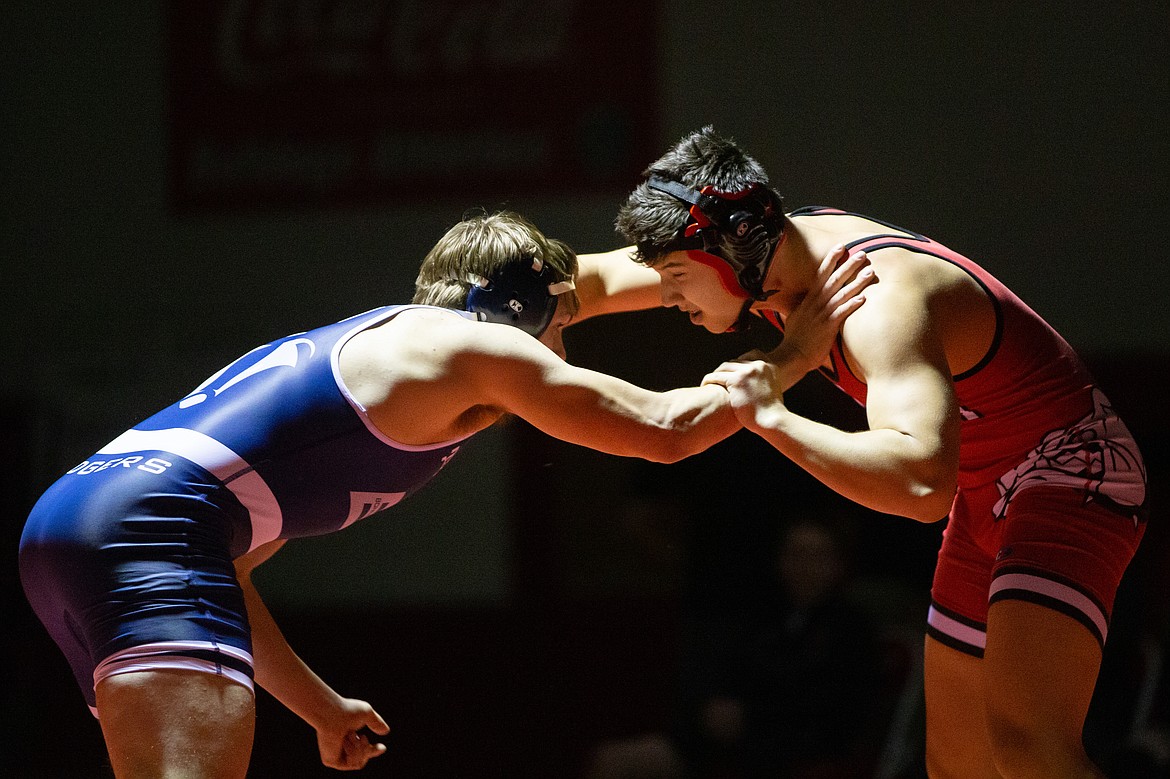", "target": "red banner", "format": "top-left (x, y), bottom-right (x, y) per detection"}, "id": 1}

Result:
top-left (167, 0), bottom-right (659, 209)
